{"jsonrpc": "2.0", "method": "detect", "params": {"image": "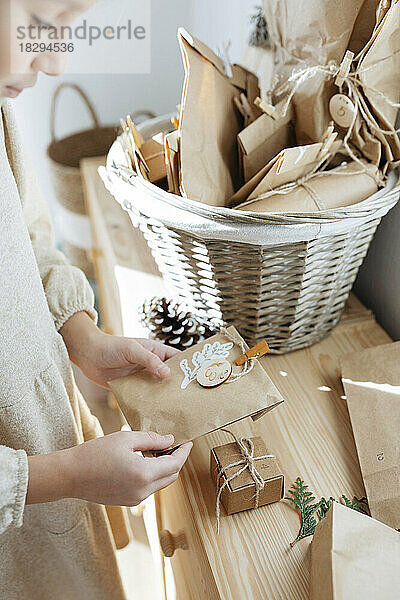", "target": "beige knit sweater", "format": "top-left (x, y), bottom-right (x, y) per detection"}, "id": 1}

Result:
top-left (0, 101), bottom-right (127, 600)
